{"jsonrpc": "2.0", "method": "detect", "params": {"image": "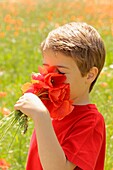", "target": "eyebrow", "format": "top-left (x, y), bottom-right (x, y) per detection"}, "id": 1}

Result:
top-left (43, 63), bottom-right (69, 69)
